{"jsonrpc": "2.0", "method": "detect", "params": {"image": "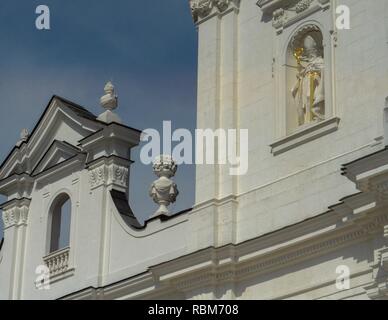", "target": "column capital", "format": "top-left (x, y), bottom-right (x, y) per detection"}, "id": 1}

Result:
top-left (87, 156), bottom-right (132, 191)
top-left (1, 198), bottom-right (31, 229)
top-left (189, 0), bottom-right (240, 24)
